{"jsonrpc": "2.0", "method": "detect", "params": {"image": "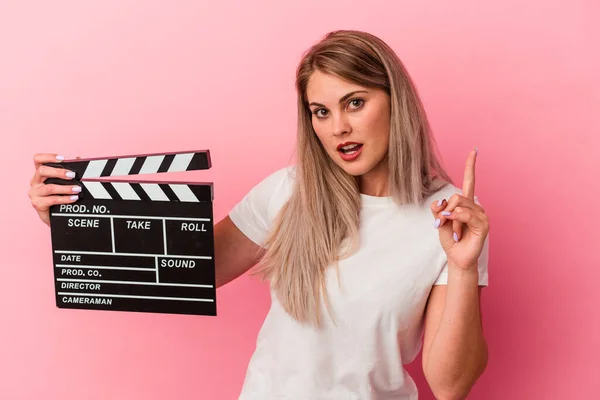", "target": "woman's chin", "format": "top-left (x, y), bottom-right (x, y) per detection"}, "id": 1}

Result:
top-left (338, 162), bottom-right (370, 177)
top-left (333, 155), bottom-right (388, 179)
